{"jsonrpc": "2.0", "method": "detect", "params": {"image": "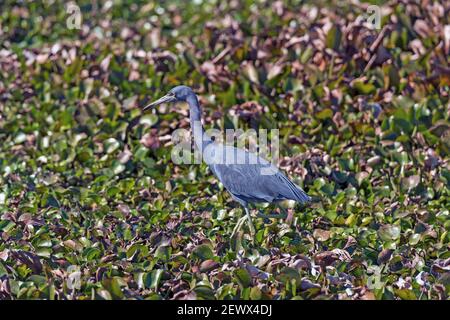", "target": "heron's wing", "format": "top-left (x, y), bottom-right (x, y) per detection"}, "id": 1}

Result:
top-left (207, 146), bottom-right (310, 204)
top-left (210, 163), bottom-right (276, 203)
